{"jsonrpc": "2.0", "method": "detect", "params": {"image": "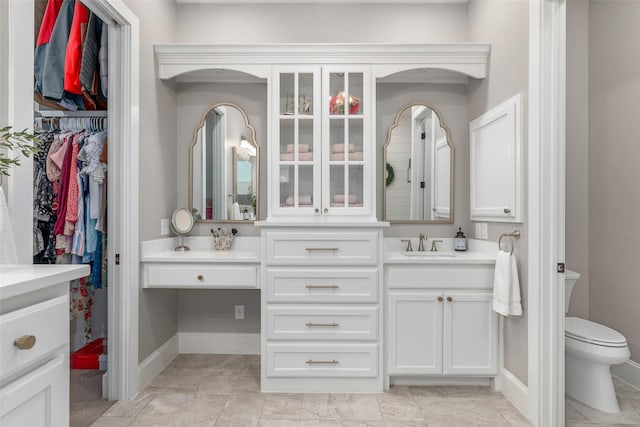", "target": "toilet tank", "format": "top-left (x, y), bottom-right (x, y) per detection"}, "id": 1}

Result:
top-left (565, 269), bottom-right (581, 314)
